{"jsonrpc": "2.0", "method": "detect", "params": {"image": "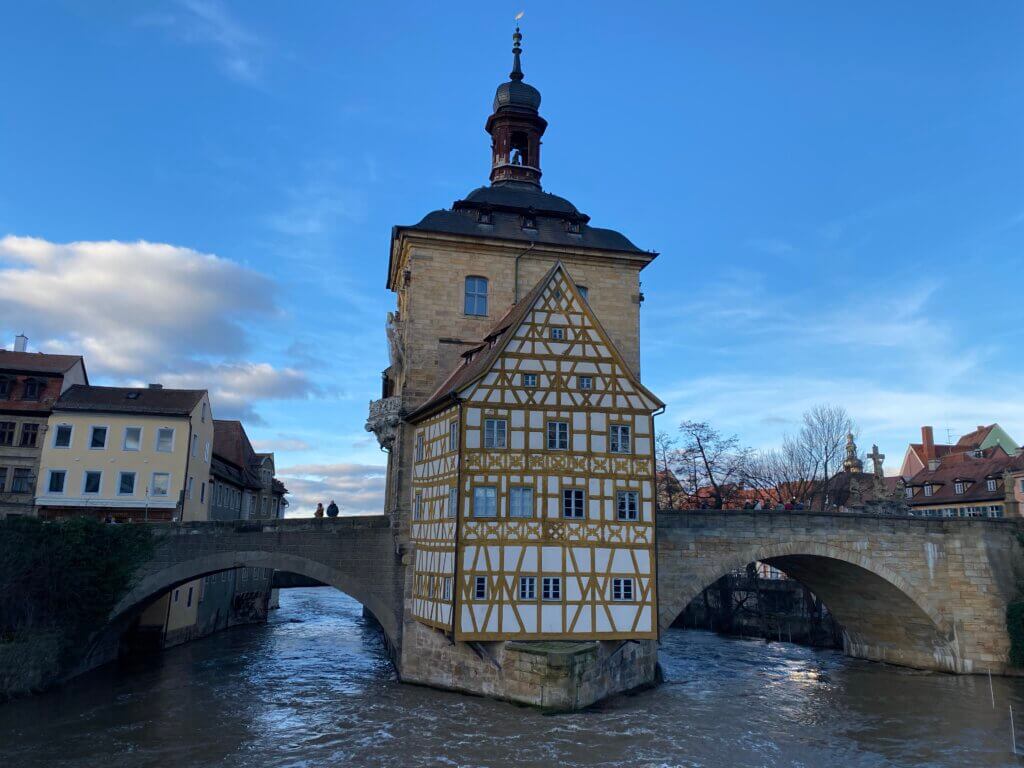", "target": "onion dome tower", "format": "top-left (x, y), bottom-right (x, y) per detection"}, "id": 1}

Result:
top-left (486, 27), bottom-right (548, 187)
